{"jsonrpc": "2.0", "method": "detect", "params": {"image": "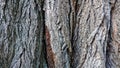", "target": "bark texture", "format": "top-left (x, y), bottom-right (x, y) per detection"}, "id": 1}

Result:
top-left (44, 0), bottom-right (71, 68)
top-left (0, 0), bottom-right (47, 68)
top-left (0, 0), bottom-right (120, 68)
